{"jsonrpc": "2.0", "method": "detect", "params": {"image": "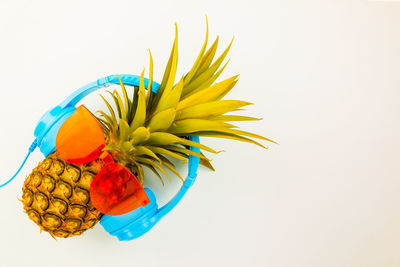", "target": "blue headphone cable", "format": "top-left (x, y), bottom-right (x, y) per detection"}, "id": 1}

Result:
top-left (0, 139), bottom-right (37, 188)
